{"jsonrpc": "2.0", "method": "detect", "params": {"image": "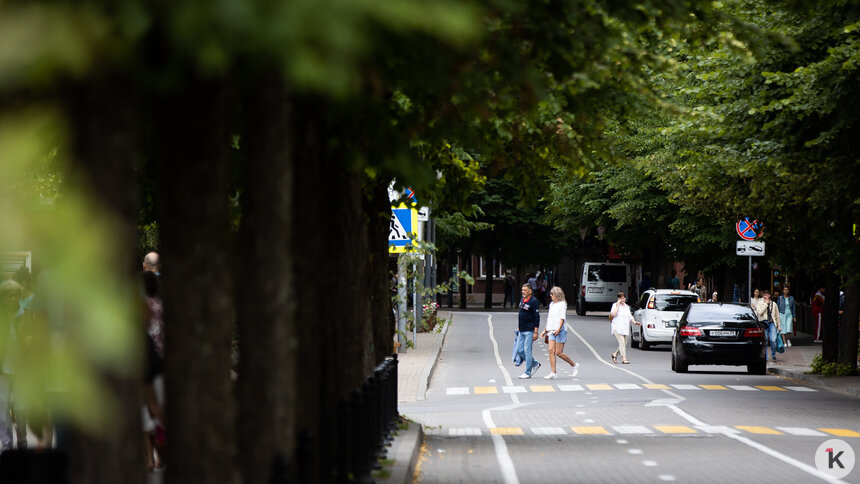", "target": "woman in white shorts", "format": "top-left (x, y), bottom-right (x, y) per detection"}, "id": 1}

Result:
top-left (540, 287), bottom-right (578, 379)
